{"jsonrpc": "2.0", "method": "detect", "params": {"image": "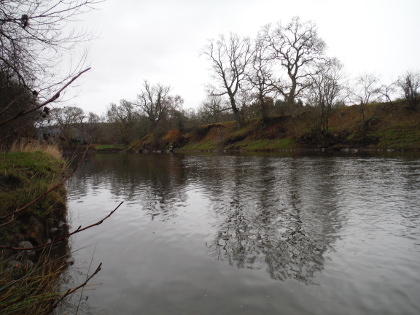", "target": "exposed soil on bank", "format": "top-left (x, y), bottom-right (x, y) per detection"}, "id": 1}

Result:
top-left (128, 101), bottom-right (420, 153)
